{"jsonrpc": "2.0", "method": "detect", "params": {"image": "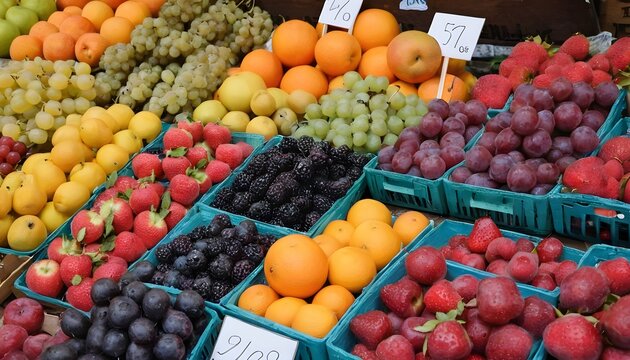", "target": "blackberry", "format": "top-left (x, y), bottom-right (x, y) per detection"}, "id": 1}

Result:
top-left (304, 211), bottom-right (322, 229)
top-left (244, 153), bottom-right (269, 176)
top-left (294, 158), bottom-right (314, 182)
top-left (275, 171), bottom-right (297, 185)
top-left (163, 270), bottom-right (181, 288)
top-left (349, 152), bottom-right (371, 168)
top-left (313, 140), bottom-right (332, 153)
top-left (330, 145), bottom-right (352, 164)
top-left (193, 240), bottom-right (209, 254)
top-left (308, 148), bottom-right (330, 168)
top-left (210, 214), bottom-right (232, 230)
top-left (156, 263), bottom-right (171, 273)
top-left (239, 220), bottom-right (257, 234)
top-left (151, 271), bottom-right (166, 285)
top-left (247, 201), bottom-right (272, 221)
top-left (199, 225), bottom-right (214, 239)
top-left (265, 182), bottom-right (290, 205)
top-left (173, 256), bottom-right (190, 274)
top-left (297, 136), bottom-right (315, 154)
top-left (290, 195), bottom-right (312, 212)
top-left (205, 238), bottom-right (226, 257)
top-left (224, 242), bottom-right (244, 260)
top-left (188, 227), bottom-right (205, 241)
top-left (242, 243), bottom-right (265, 264)
top-left (267, 154), bottom-right (294, 176)
top-left (256, 234), bottom-right (276, 252)
top-left (211, 188), bottom-right (235, 211)
top-left (274, 175), bottom-right (299, 196)
top-left (328, 177), bottom-right (354, 200)
top-left (192, 276), bottom-right (212, 299)
top-left (221, 228), bottom-right (237, 243)
top-left (277, 203), bottom-right (301, 226)
top-left (171, 235), bottom-right (193, 256)
top-left (231, 260), bottom-right (255, 283)
top-left (209, 281), bottom-right (232, 303)
top-left (232, 192), bottom-right (252, 214)
top-left (233, 172), bottom-right (255, 192)
top-left (313, 194), bottom-right (334, 212)
top-left (180, 278), bottom-right (194, 290)
top-left (234, 223), bottom-right (256, 244)
top-left (329, 164), bottom-right (347, 180)
top-left (278, 136), bottom-right (299, 153)
top-left (155, 244), bottom-right (174, 263)
top-left (347, 166), bottom-right (363, 181)
top-left (312, 177), bottom-right (333, 195)
top-left (209, 253), bottom-right (233, 280)
top-left (268, 217), bottom-right (285, 227)
top-left (186, 249), bottom-right (207, 270)
top-left (248, 173), bottom-right (275, 201)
